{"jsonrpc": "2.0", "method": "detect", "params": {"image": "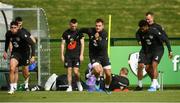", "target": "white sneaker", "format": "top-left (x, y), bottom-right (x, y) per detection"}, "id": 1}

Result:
top-left (156, 84), bottom-right (160, 89)
top-left (66, 87), bottom-right (72, 92)
top-left (8, 89), bottom-right (15, 94)
top-left (77, 82), bottom-right (83, 92)
top-left (14, 87), bottom-right (17, 91)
